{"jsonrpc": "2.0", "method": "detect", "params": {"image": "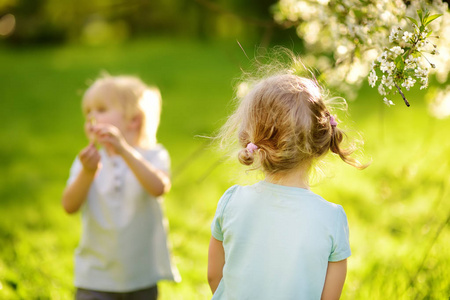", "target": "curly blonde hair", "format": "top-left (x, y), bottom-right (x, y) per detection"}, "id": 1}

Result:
top-left (218, 55), bottom-right (366, 175)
